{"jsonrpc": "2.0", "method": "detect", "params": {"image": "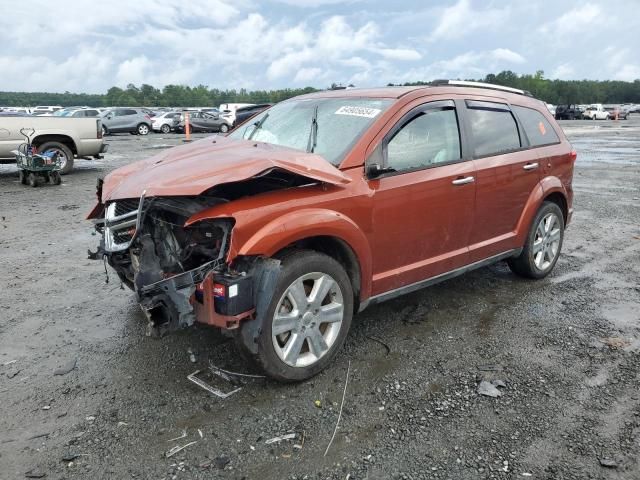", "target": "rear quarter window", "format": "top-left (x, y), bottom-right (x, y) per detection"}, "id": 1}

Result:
top-left (512, 105), bottom-right (560, 147)
top-left (466, 101), bottom-right (521, 157)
